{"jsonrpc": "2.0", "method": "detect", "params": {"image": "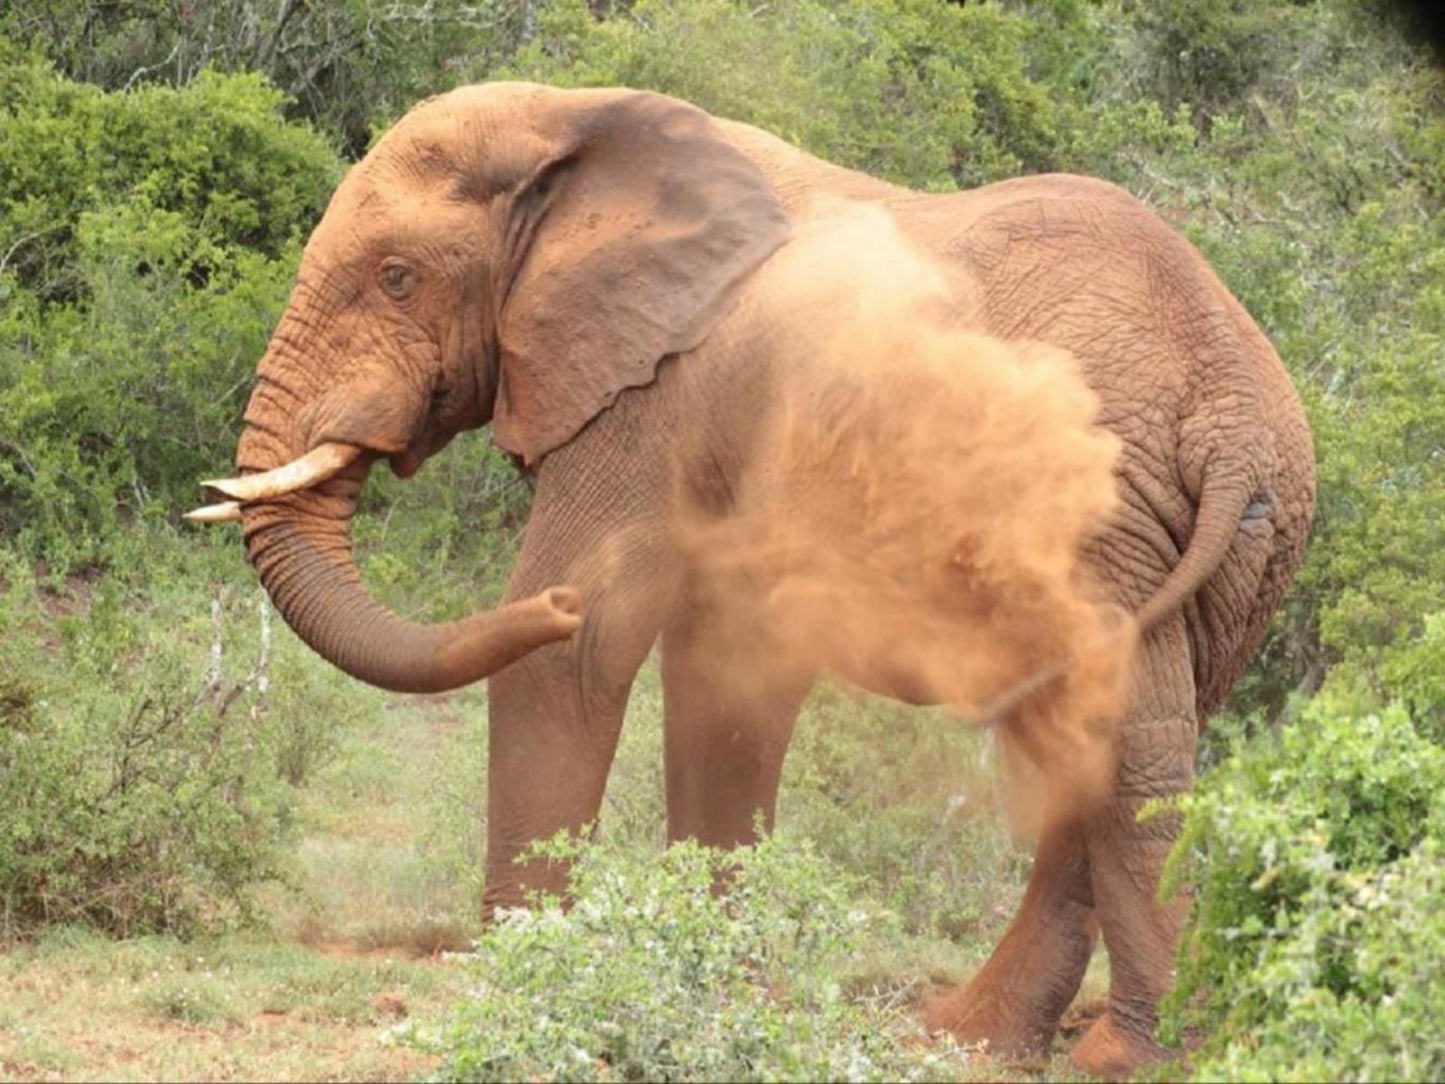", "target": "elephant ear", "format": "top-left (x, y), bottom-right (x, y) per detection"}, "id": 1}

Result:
top-left (493, 91), bottom-right (790, 466)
